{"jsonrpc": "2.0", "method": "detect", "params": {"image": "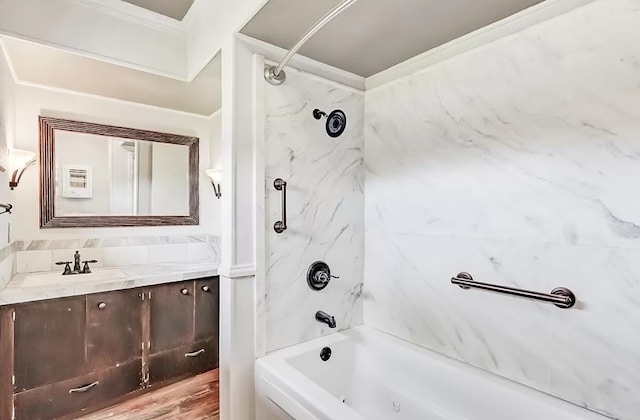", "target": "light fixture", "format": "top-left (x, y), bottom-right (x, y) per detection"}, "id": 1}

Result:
top-left (9, 149), bottom-right (36, 190)
top-left (205, 169), bottom-right (222, 199)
